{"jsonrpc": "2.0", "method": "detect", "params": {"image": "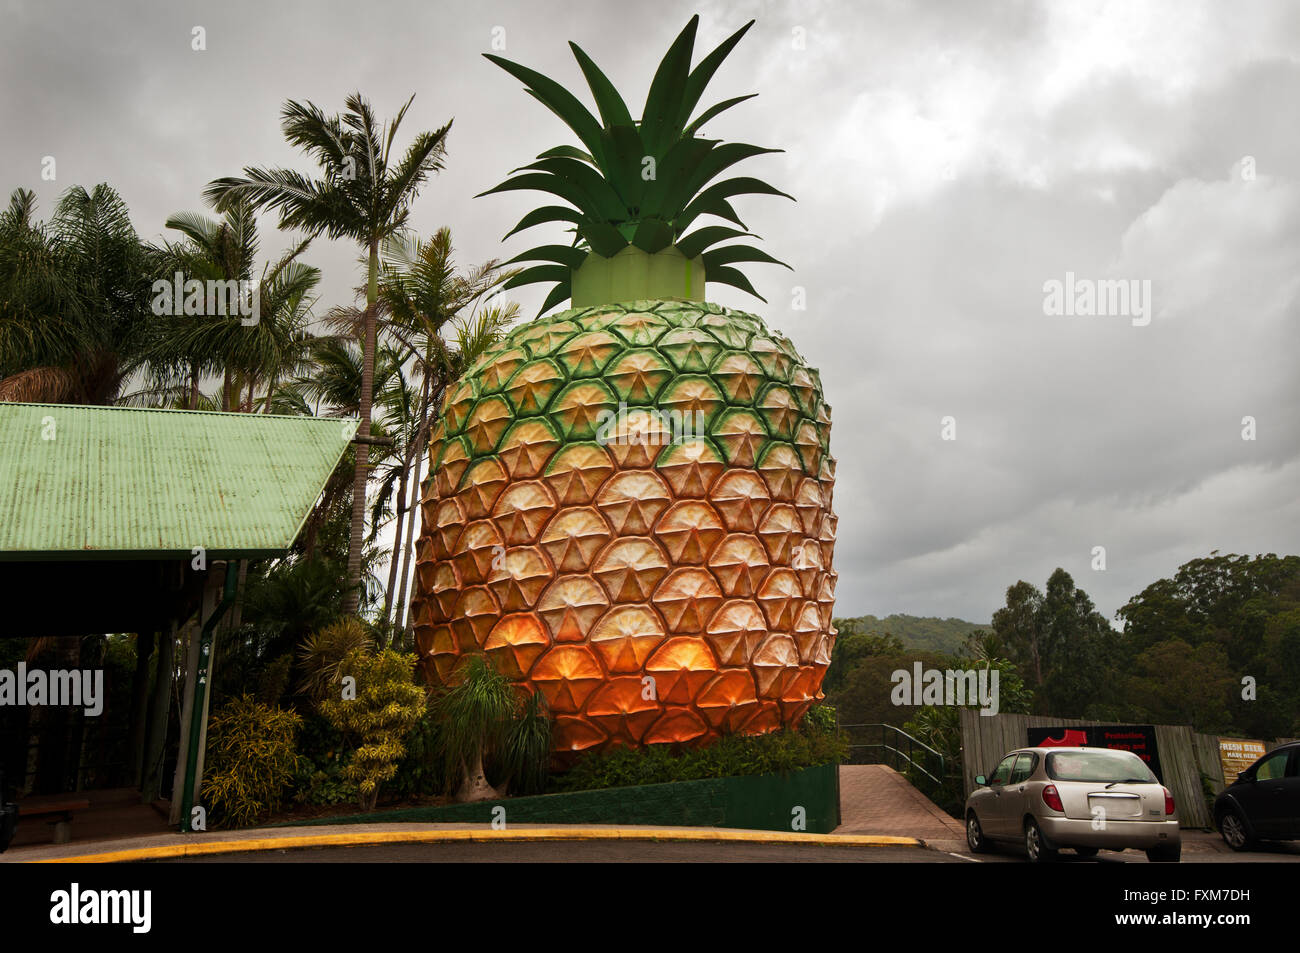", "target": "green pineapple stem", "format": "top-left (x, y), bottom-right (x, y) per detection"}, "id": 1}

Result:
top-left (571, 245), bottom-right (706, 308)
